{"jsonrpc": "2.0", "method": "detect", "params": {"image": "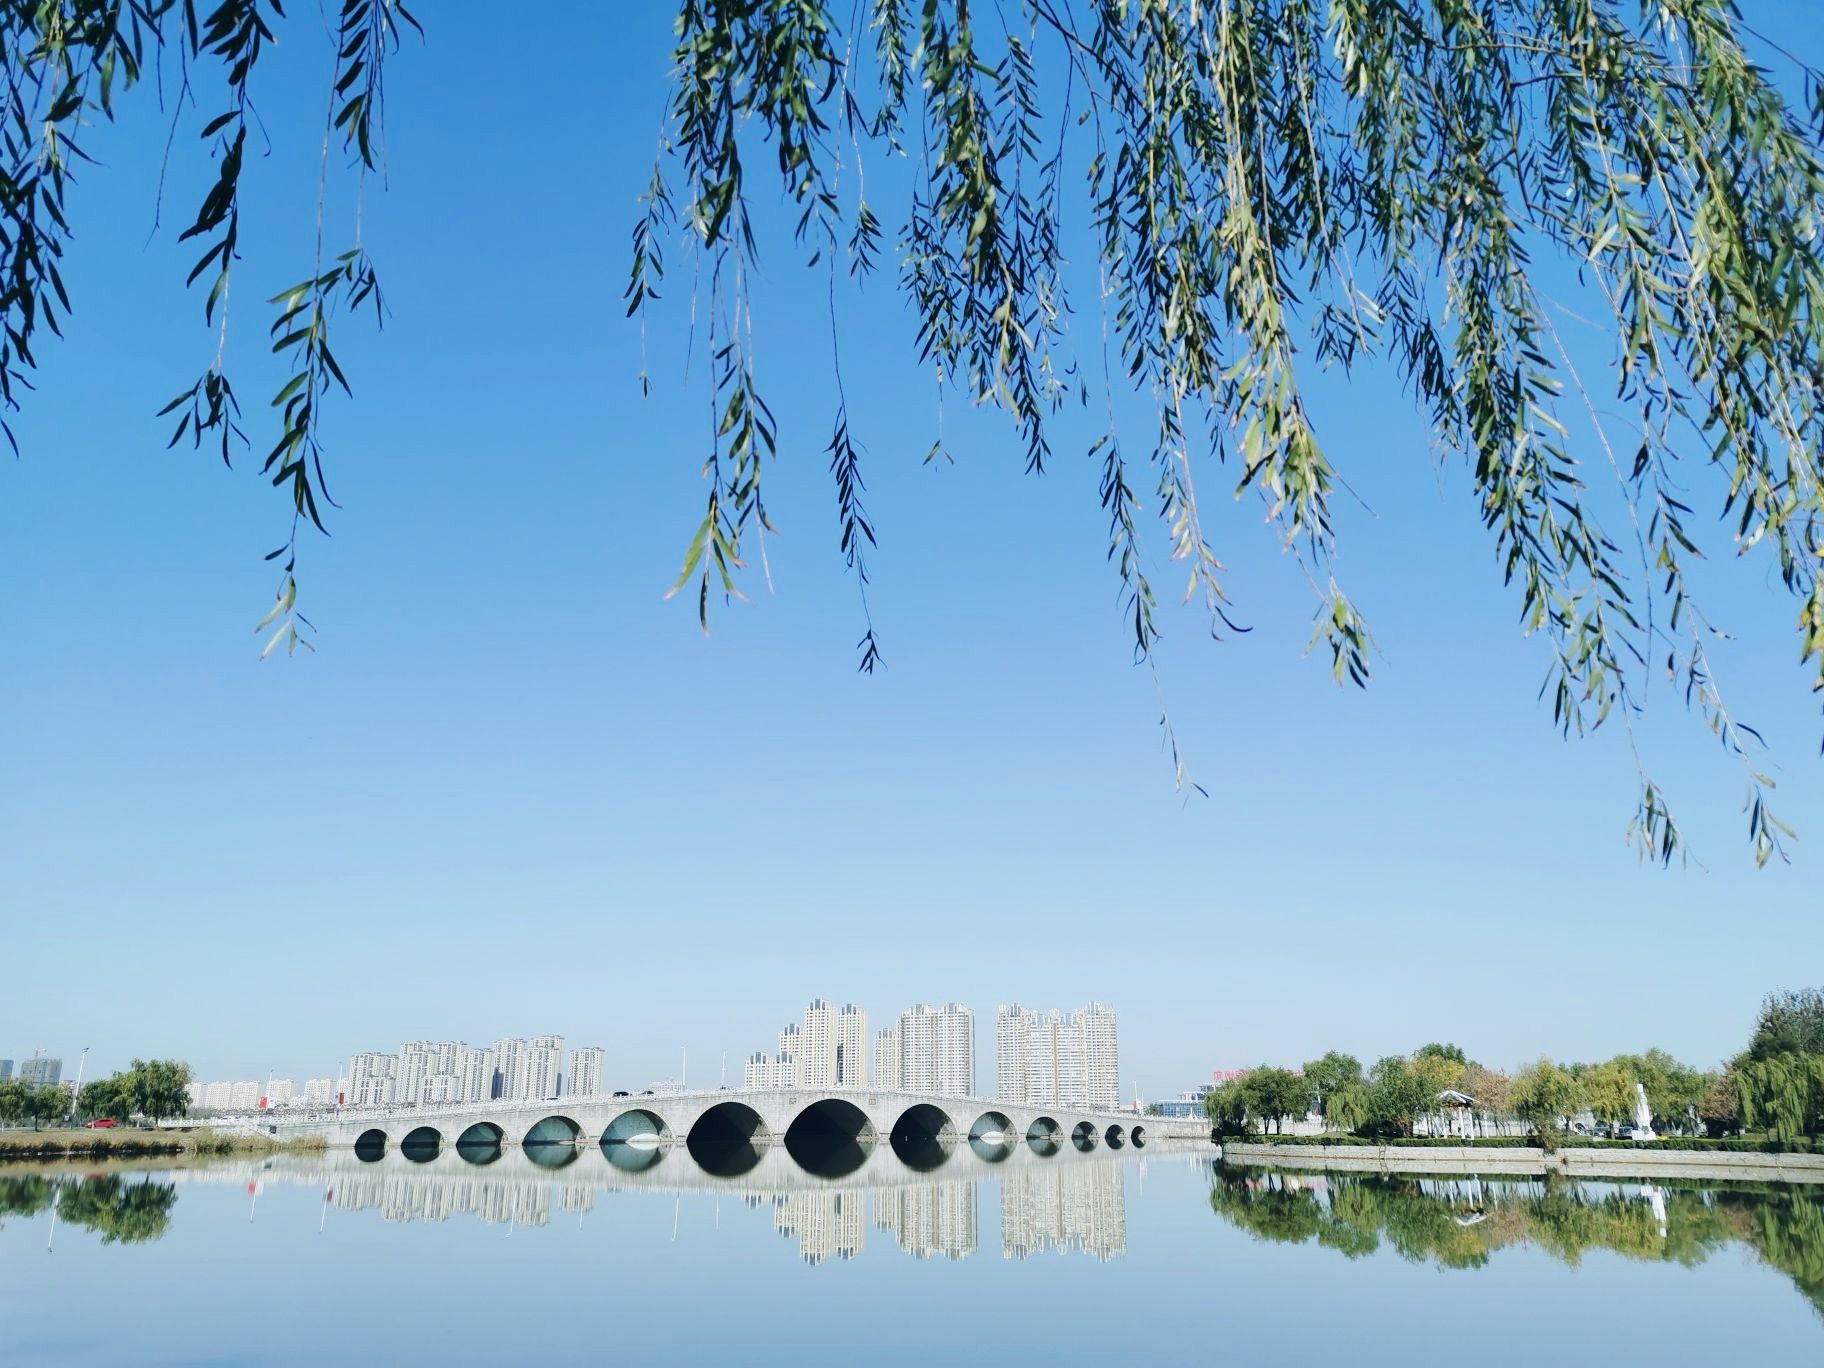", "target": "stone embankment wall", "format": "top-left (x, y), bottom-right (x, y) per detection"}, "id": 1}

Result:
top-left (1220, 1142), bottom-right (1824, 1183)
